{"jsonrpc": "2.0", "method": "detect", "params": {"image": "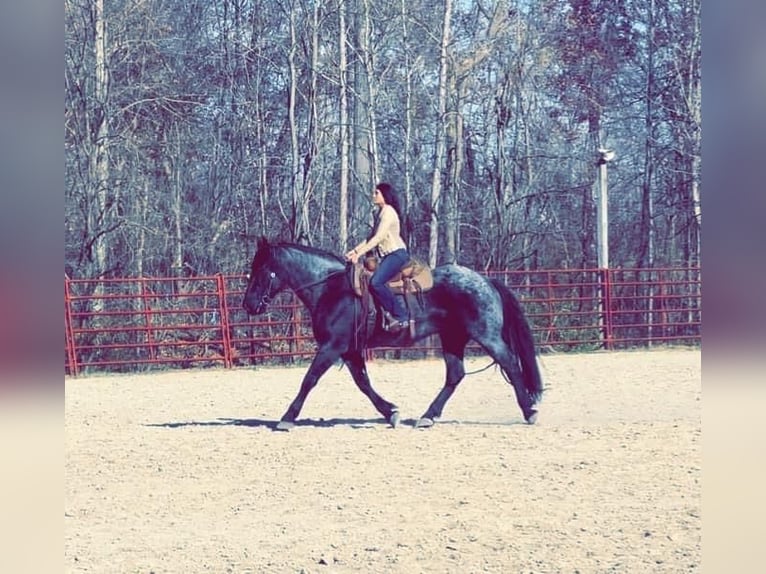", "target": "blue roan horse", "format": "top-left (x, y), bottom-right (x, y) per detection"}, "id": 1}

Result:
top-left (242, 238), bottom-right (543, 430)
